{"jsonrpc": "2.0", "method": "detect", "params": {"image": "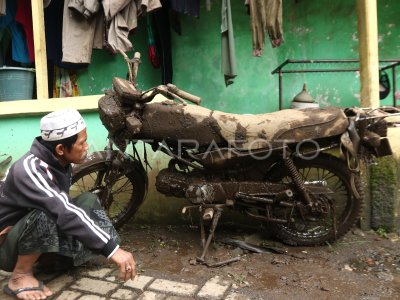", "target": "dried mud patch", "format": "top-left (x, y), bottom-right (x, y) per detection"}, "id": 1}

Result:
top-left (116, 224), bottom-right (400, 299)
